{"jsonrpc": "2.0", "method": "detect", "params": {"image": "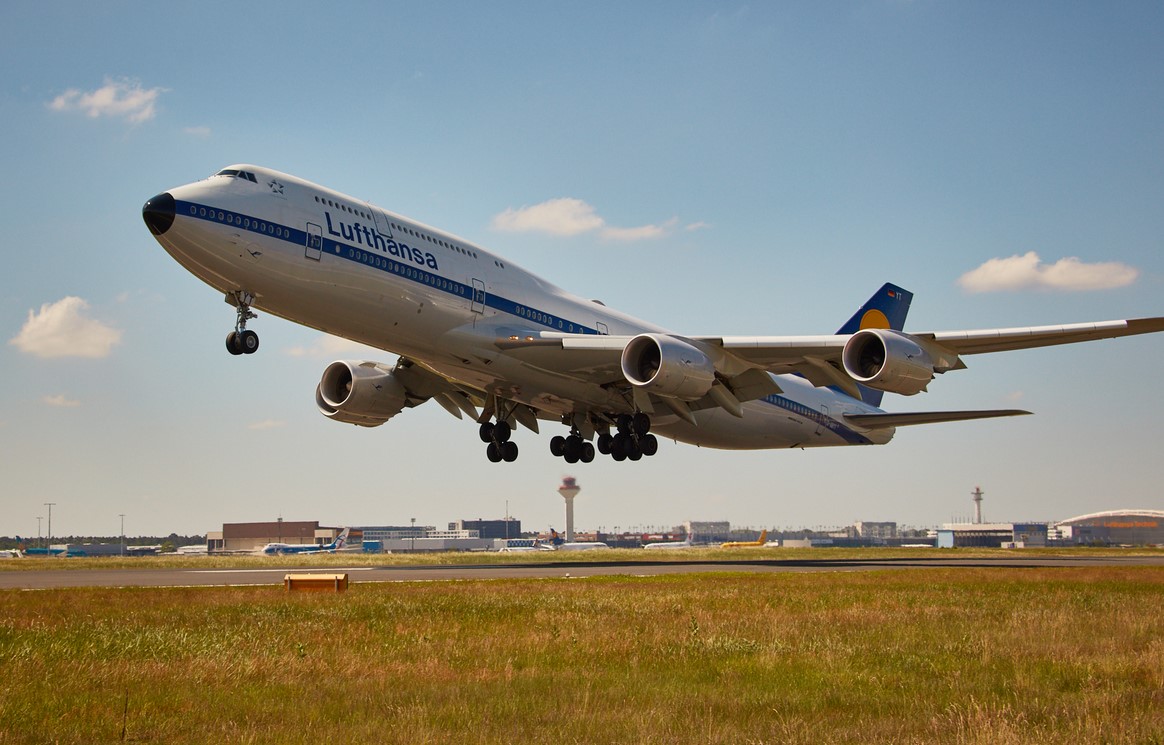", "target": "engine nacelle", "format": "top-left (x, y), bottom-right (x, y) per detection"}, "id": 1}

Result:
top-left (621, 334), bottom-right (716, 401)
top-left (842, 329), bottom-right (935, 396)
top-left (315, 361), bottom-right (408, 427)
